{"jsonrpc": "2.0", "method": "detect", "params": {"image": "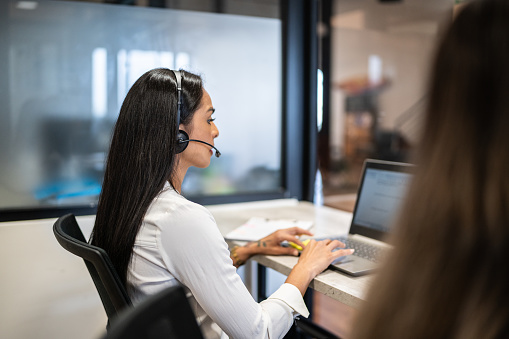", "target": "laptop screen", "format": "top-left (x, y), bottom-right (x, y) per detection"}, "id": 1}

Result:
top-left (350, 160), bottom-right (414, 241)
